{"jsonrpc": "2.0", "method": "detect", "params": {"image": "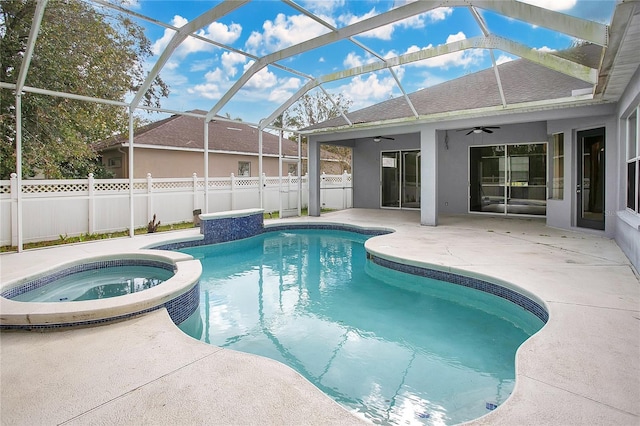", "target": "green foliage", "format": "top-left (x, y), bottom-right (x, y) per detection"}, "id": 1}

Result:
top-left (280, 91), bottom-right (353, 172)
top-left (0, 0), bottom-right (169, 179)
